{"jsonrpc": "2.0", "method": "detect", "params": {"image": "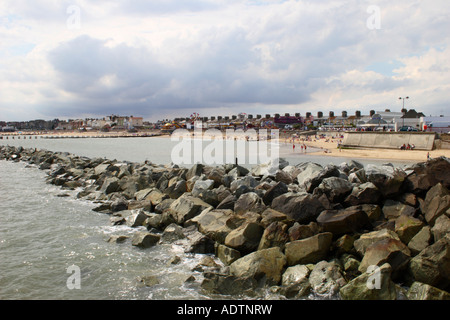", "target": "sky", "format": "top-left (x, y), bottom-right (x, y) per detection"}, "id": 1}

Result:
top-left (1, 0), bottom-right (449, 122)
